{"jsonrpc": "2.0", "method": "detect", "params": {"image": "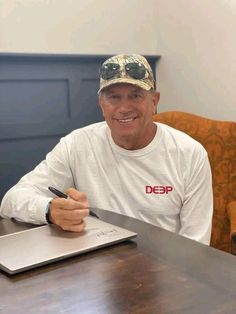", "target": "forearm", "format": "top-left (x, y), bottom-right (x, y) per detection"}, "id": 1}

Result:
top-left (0, 136), bottom-right (74, 224)
top-left (0, 185), bottom-right (53, 224)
